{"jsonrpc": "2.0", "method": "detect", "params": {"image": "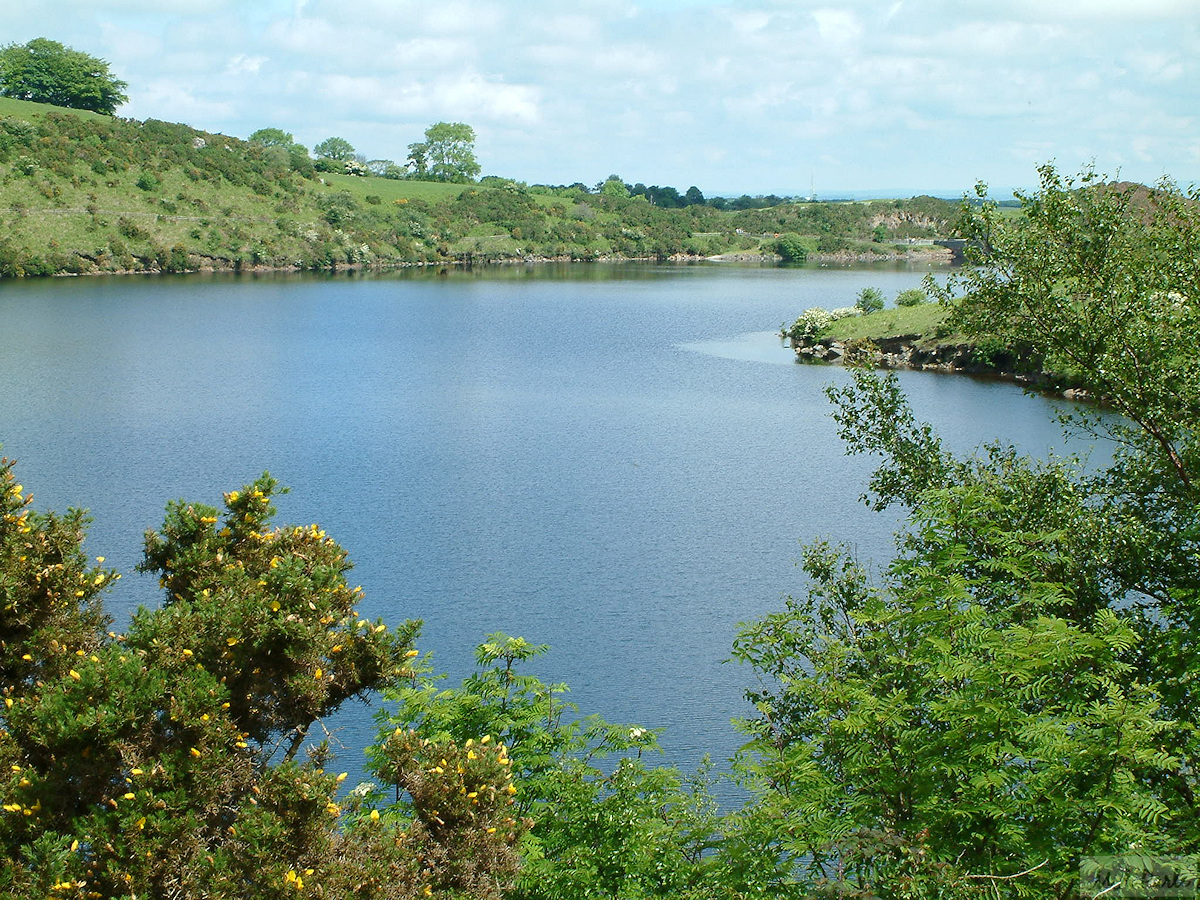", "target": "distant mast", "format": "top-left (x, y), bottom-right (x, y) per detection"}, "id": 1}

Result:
top-left (808, 174), bottom-right (816, 203)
